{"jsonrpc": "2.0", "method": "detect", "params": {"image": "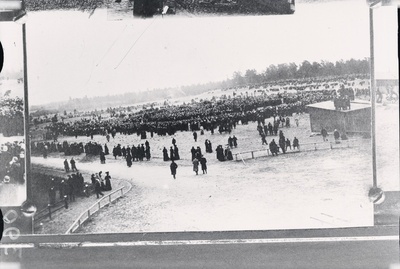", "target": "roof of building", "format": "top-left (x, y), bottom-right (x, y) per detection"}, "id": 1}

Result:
top-left (306, 100), bottom-right (371, 112)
